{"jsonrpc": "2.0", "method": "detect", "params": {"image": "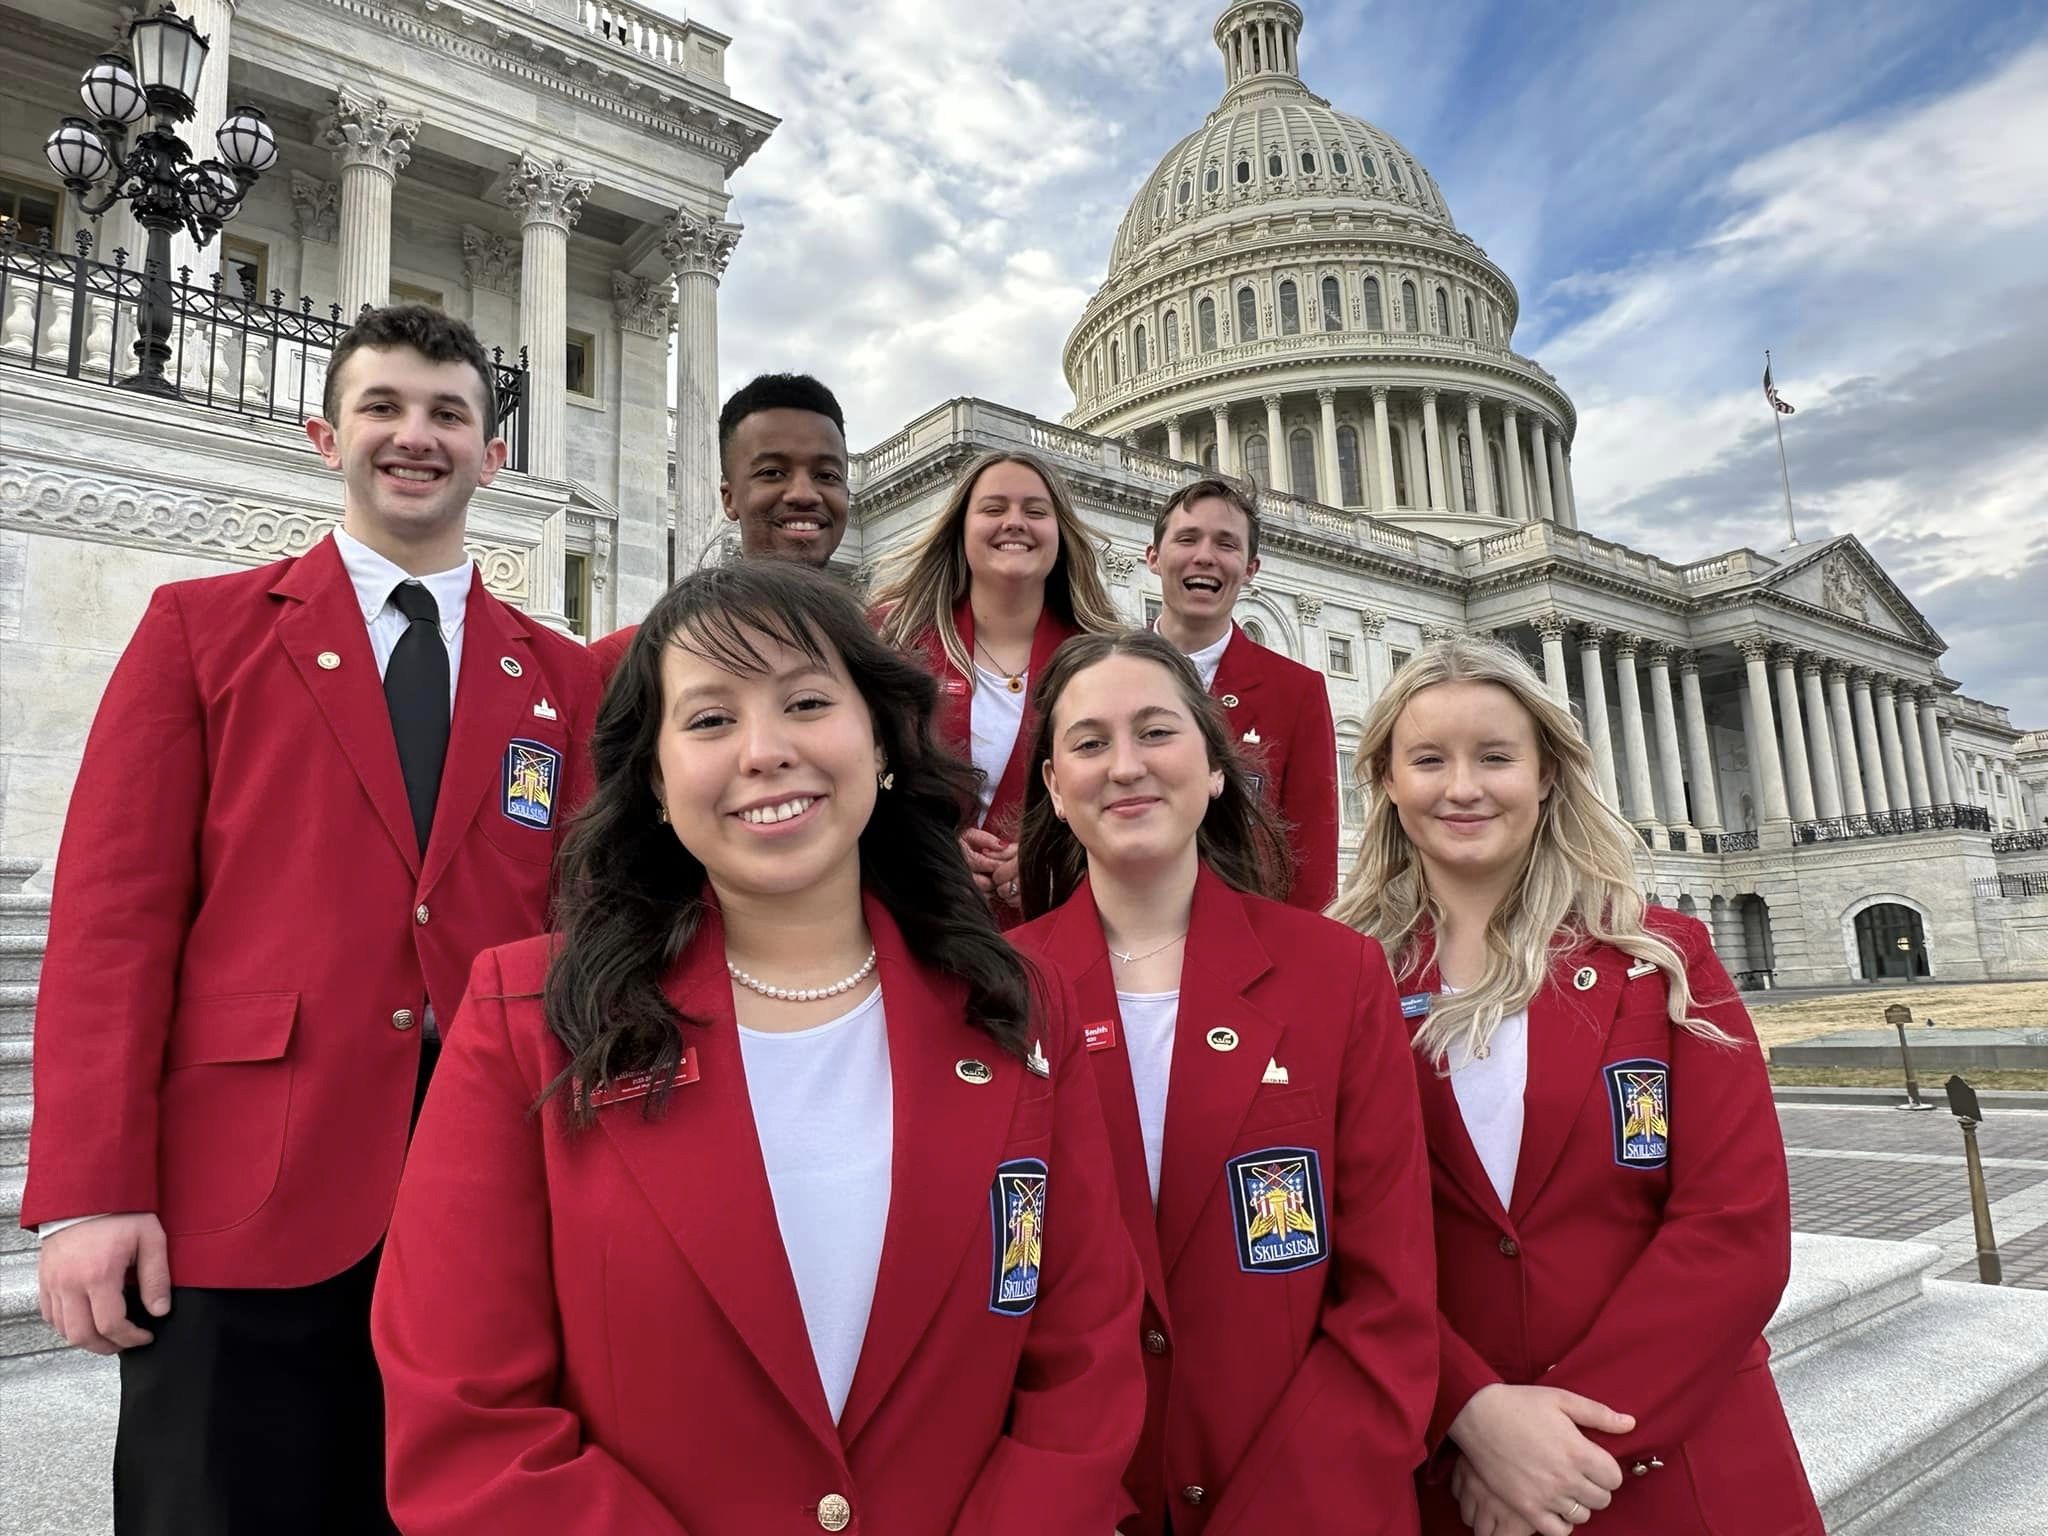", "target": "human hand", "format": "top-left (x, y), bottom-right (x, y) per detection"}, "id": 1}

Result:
top-left (38, 1213), bottom-right (171, 1354)
top-left (1448, 1383), bottom-right (1631, 1534)
top-left (960, 829), bottom-right (1007, 896)
top-left (991, 844), bottom-right (1020, 906)
top-left (1451, 1456), bottom-right (1540, 1536)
